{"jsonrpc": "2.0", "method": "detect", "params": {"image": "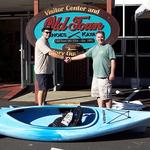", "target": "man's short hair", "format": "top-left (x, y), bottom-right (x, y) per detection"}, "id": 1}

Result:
top-left (96, 30), bottom-right (105, 39)
top-left (41, 25), bottom-right (52, 32)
